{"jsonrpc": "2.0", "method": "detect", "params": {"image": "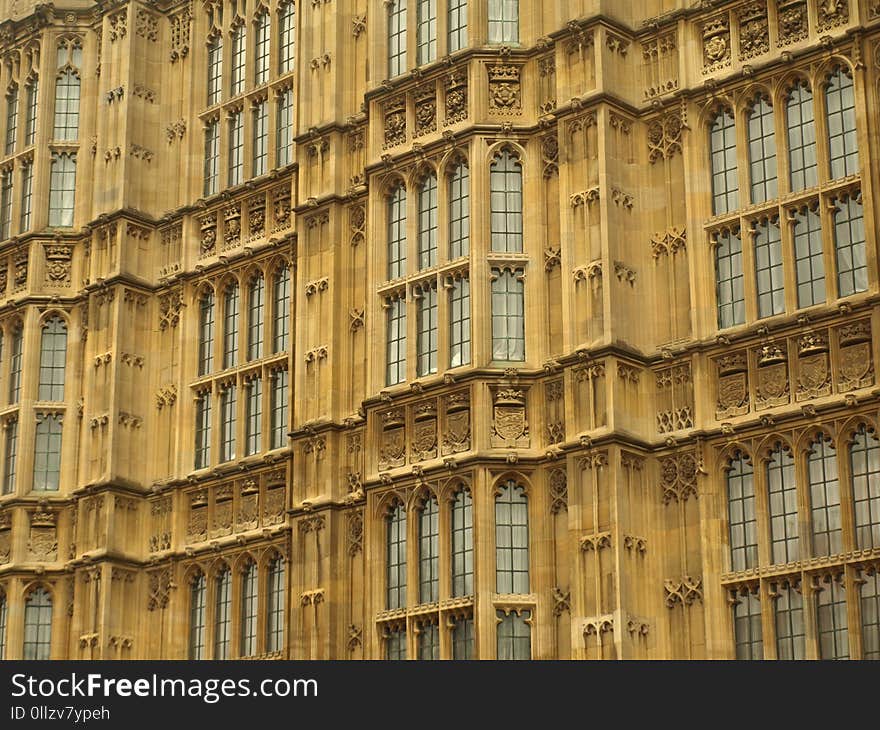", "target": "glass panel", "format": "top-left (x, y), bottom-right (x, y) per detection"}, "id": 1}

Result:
top-left (417, 622), bottom-right (439, 660)
top-left (451, 616), bottom-right (473, 659)
top-left (747, 96), bottom-right (777, 203)
top-left (451, 488), bottom-right (473, 596)
top-left (488, 0), bottom-right (519, 43)
top-left (416, 285), bottom-right (438, 377)
top-left (496, 610), bottom-right (530, 660)
top-left (214, 568), bottom-right (231, 659)
top-left (417, 0), bottom-right (437, 65)
top-left (774, 580), bottom-right (805, 660)
top-left (490, 151), bottom-right (523, 253)
top-left (199, 291), bottom-right (215, 376)
top-left (48, 153), bottom-right (76, 227)
top-left (3, 419), bottom-right (18, 495)
top-left (386, 298), bottom-right (406, 385)
top-left (254, 12), bottom-right (270, 86)
top-left (220, 385), bottom-right (236, 462)
top-left (861, 571), bottom-right (880, 660)
top-left (710, 109), bottom-right (739, 214)
top-left (33, 414), bottom-right (62, 491)
top-left (194, 393), bottom-right (211, 469)
top-left (808, 434), bottom-right (841, 556)
top-left (387, 186), bottom-right (407, 279)
top-left (715, 229), bottom-right (745, 328)
top-left (204, 121), bottom-right (219, 197)
top-left (449, 277), bottom-right (471, 368)
top-left (448, 163), bottom-right (470, 258)
top-left (767, 445), bottom-right (799, 564)
top-left (495, 481), bottom-right (529, 594)
top-left (850, 425), bottom-right (880, 550)
top-left (491, 269), bottom-right (525, 361)
top-left (245, 377), bottom-right (261, 456)
top-left (252, 102), bottom-right (268, 177)
top-left (418, 497), bottom-right (439, 603)
top-left (52, 70), bottom-right (79, 141)
top-left (732, 589), bottom-right (763, 660)
top-left (189, 574), bottom-right (207, 659)
top-left (279, 2), bottom-right (296, 73)
top-left (385, 627), bottom-right (407, 660)
top-left (224, 284), bottom-right (240, 368)
top-left (23, 588), bottom-right (52, 660)
top-left (388, 0), bottom-right (407, 77)
top-left (271, 369), bottom-right (288, 450)
top-left (38, 316), bottom-right (67, 402)
top-left (276, 90), bottom-right (293, 167)
top-left (207, 37), bottom-right (222, 105)
top-left (754, 217), bottom-right (784, 318)
top-left (833, 192), bottom-right (867, 297)
top-left (825, 68), bottom-right (858, 179)
top-left (787, 81), bottom-right (818, 191)
top-left (448, 0), bottom-right (468, 53)
top-left (266, 557), bottom-right (285, 652)
top-left (816, 574), bottom-right (849, 660)
top-left (228, 111), bottom-right (243, 186)
top-left (273, 266), bottom-right (290, 352)
top-left (417, 174), bottom-right (438, 269)
top-left (792, 205), bottom-right (825, 308)
top-left (727, 454), bottom-right (758, 571)
top-left (231, 25), bottom-right (246, 96)
top-left (248, 275), bottom-right (265, 360)
top-left (239, 563), bottom-right (257, 657)
top-left (386, 504), bottom-right (407, 609)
